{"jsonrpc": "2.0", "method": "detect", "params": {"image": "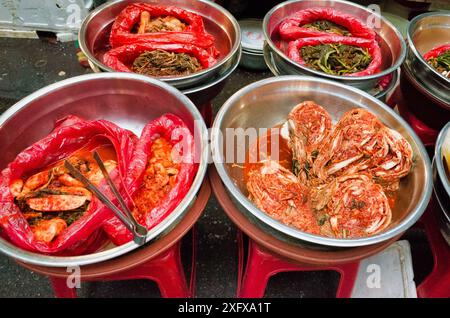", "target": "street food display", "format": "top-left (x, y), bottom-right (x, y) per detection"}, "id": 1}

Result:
top-left (277, 8), bottom-right (382, 76)
top-left (245, 102), bottom-right (414, 239)
top-left (424, 44), bottom-right (450, 78)
top-left (103, 3), bottom-right (219, 76)
top-left (0, 1), bottom-right (445, 299)
top-left (0, 114), bottom-right (196, 254)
